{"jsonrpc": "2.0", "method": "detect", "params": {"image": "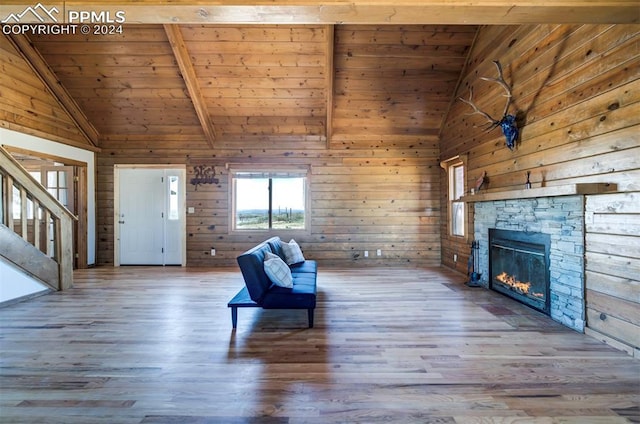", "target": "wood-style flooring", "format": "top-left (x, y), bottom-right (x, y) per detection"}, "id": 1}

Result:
top-left (1, 266), bottom-right (638, 423)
